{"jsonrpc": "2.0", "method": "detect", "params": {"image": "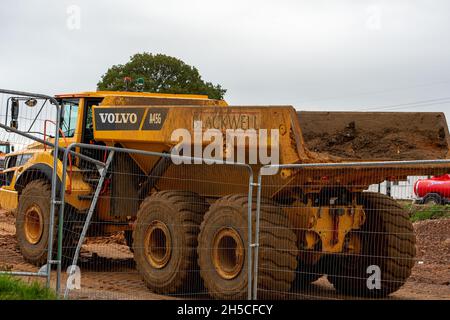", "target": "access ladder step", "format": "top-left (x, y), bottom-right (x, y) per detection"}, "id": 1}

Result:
top-left (78, 194), bottom-right (94, 201)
